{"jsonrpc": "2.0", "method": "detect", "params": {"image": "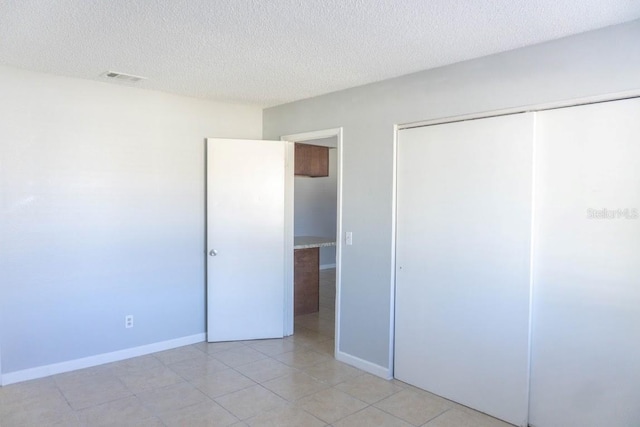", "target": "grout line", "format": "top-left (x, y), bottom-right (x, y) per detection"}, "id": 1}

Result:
top-left (423, 408), bottom-right (453, 425)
